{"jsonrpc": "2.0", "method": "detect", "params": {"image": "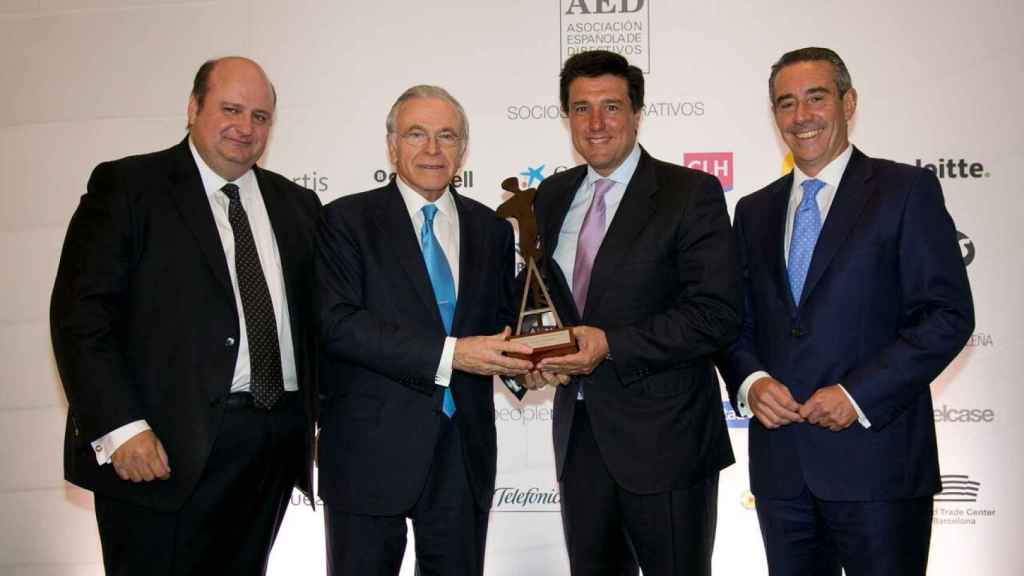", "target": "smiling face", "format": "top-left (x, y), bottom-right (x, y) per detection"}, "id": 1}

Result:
top-left (187, 58), bottom-right (275, 181)
top-left (387, 97), bottom-right (465, 202)
top-left (772, 60), bottom-right (857, 177)
top-left (567, 74), bottom-right (640, 176)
